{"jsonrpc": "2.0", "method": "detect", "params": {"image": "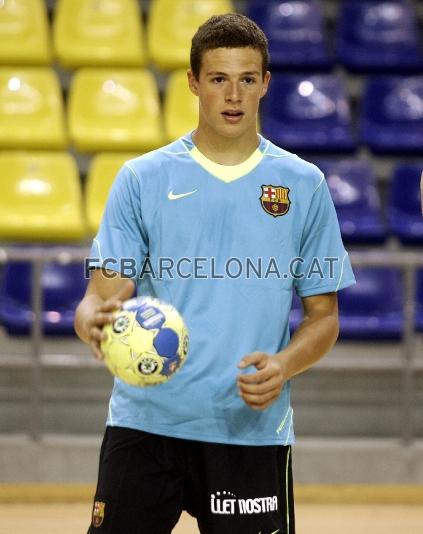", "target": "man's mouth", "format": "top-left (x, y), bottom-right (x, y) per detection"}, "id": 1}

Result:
top-left (222, 110), bottom-right (244, 117)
